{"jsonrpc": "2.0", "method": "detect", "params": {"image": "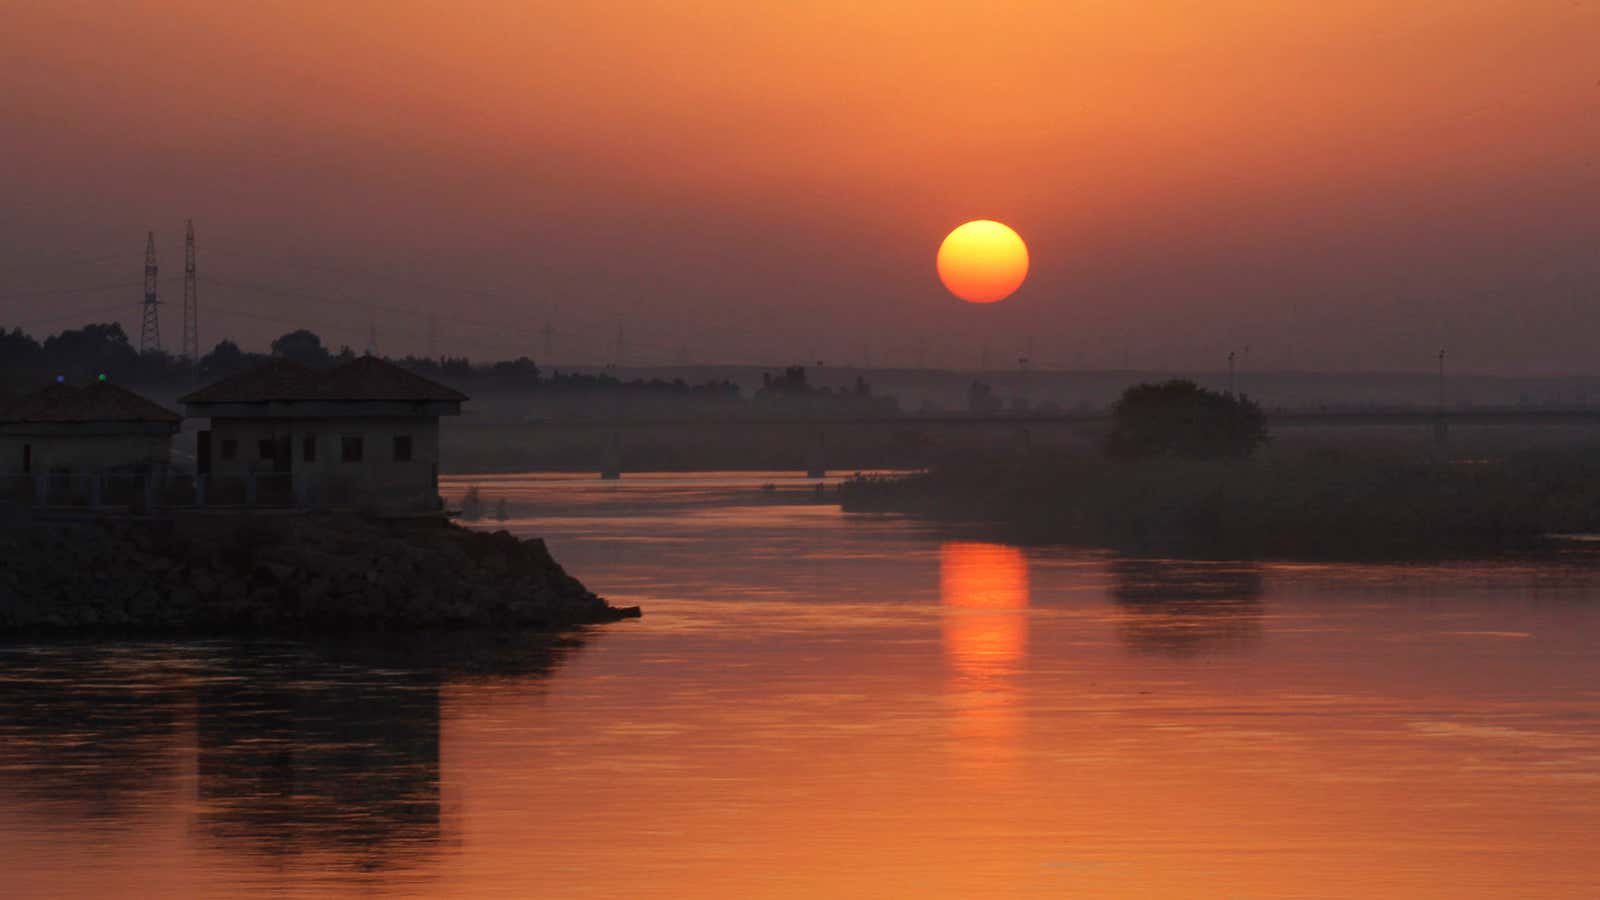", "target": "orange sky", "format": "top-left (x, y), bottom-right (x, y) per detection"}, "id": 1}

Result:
top-left (1, 1), bottom-right (1596, 371)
